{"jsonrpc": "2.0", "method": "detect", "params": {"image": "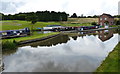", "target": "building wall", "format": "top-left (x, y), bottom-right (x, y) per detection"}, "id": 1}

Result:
top-left (98, 14), bottom-right (114, 26)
